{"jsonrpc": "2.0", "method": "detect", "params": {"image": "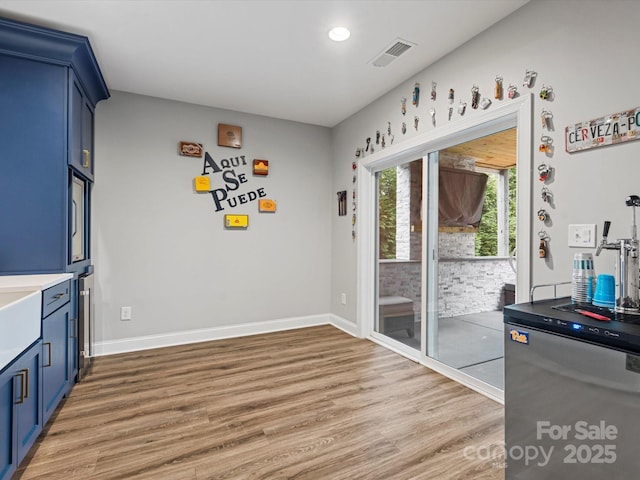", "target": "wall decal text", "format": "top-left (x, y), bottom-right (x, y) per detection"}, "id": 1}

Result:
top-left (198, 152), bottom-right (269, 212)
